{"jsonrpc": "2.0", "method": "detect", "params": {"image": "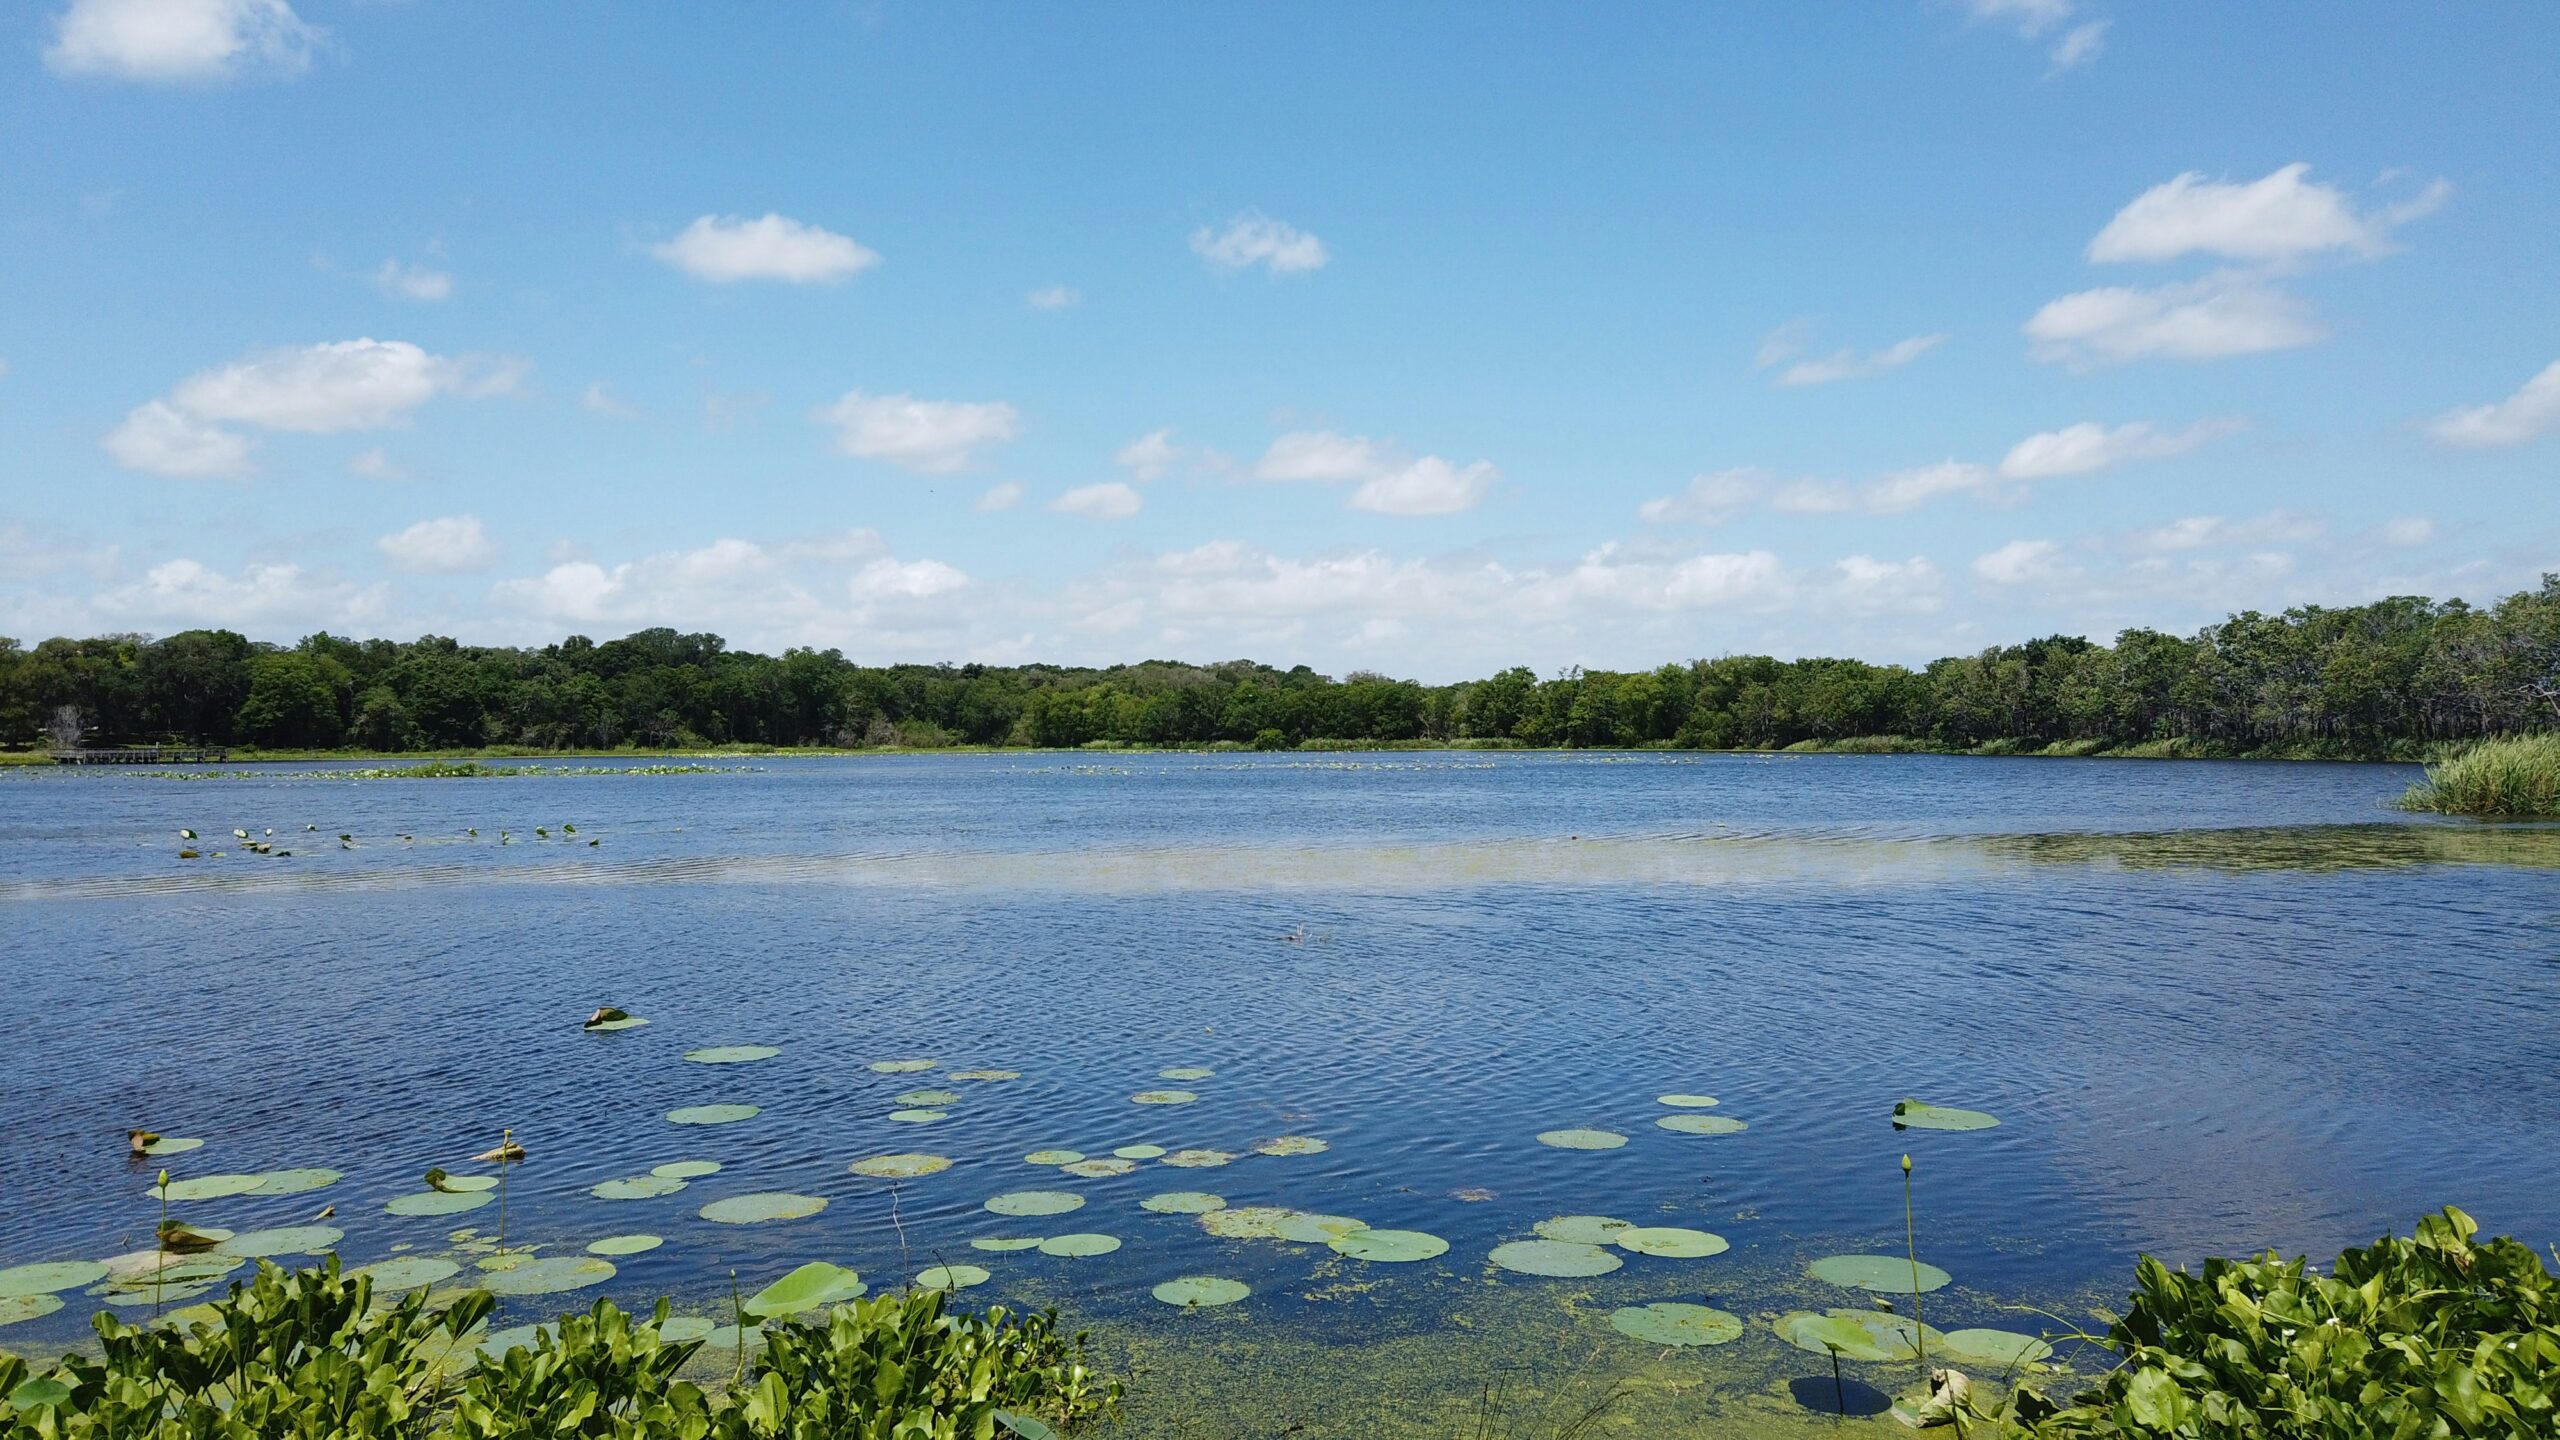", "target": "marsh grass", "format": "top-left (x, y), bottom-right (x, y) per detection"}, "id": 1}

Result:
top-left (2396, 734), bottom-right (2560, 817)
